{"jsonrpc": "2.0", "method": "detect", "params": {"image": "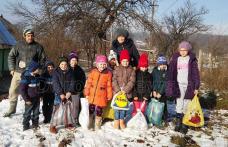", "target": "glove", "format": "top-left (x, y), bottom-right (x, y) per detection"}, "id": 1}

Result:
top-left (25, 101), bottom-right (32, 105)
